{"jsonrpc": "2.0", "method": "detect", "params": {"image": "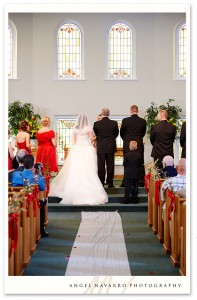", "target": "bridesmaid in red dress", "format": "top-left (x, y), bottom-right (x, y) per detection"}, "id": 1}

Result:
top-left (15, 120), bottom-right (32, 154)
top-left (36, 116), bottom-right (58, 173)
